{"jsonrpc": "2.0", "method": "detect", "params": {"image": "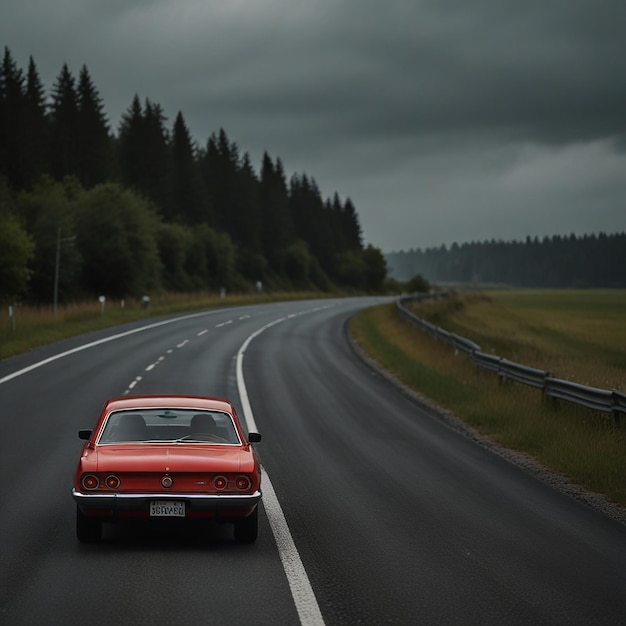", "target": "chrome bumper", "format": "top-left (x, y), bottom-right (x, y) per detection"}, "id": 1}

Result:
top-left (72, 488), bottom-right (261, 514)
